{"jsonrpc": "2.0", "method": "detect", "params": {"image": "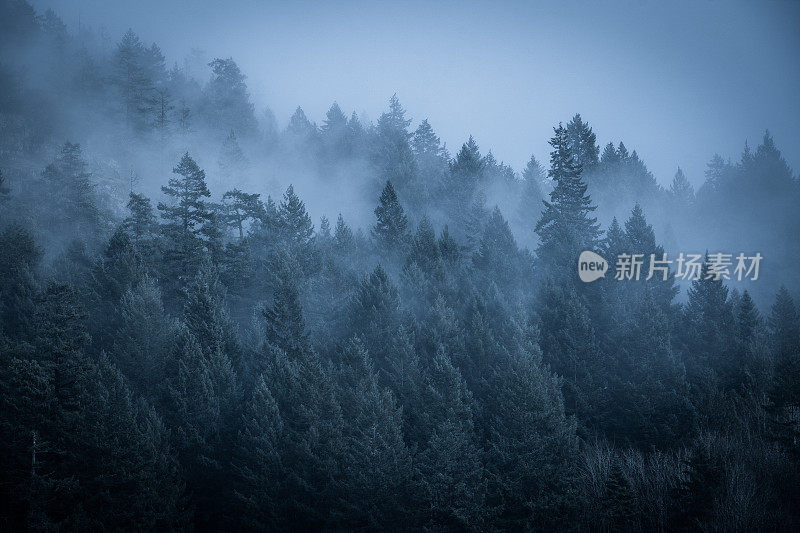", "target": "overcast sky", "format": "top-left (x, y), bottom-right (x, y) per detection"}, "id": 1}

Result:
top-left (32, 0), bottom-right (800, 187)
